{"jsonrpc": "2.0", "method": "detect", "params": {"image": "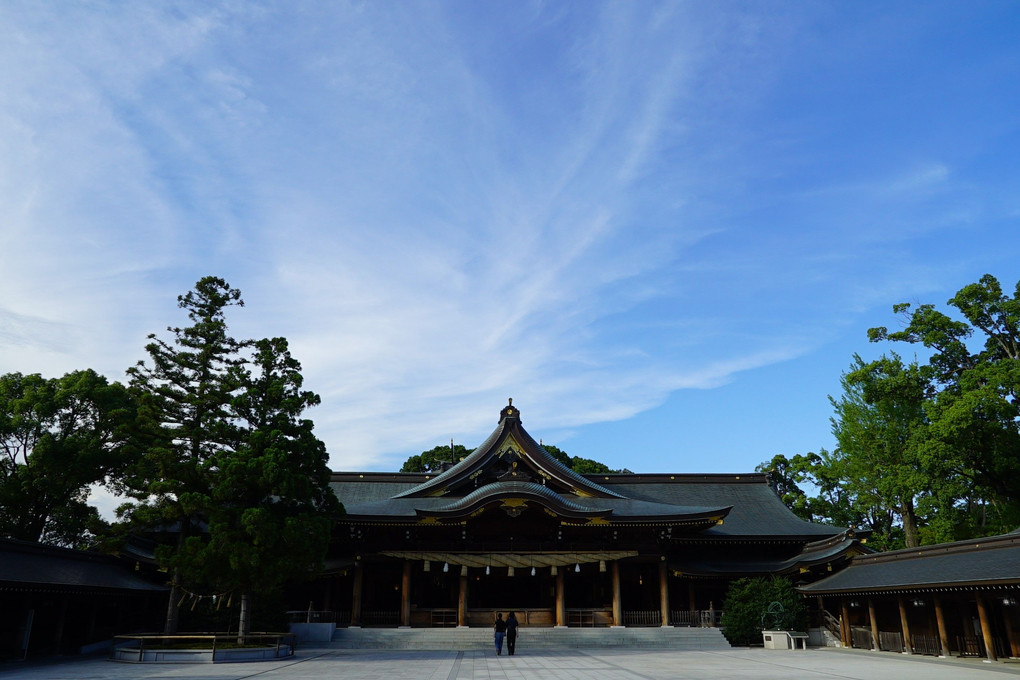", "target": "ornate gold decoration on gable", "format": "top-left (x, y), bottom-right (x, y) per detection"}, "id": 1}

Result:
top-left (573, 488), bottom-right (596, 498)
top-left (500, 498), bottom-right (528, 518)
top-left (585, 517), bottom-right (610, 526)
top-left (427, 487), bottom-right (449, 497)
top-left (417, 517), bottom-right (441, 525)
top-left (496, 436), bottom-right (527, 461)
